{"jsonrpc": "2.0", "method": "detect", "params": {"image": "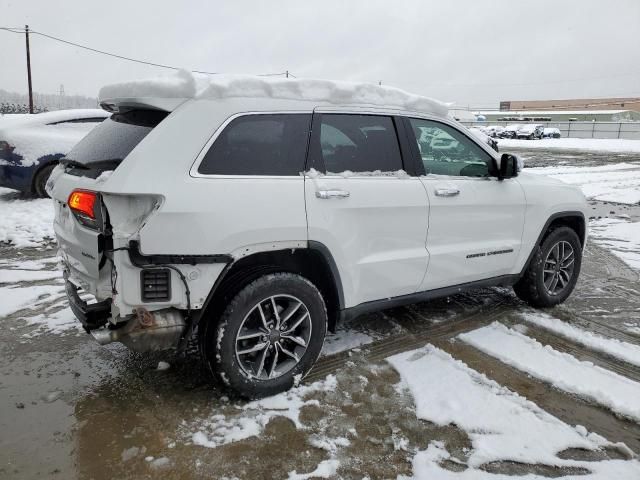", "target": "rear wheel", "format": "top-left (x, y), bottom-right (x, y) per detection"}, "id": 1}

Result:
top-left (514, 226), bottom-right (582, 307)
top-left (201, 272), bottom-right (327, 398)
top-left (33, 163), bottom-right (56, 198)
